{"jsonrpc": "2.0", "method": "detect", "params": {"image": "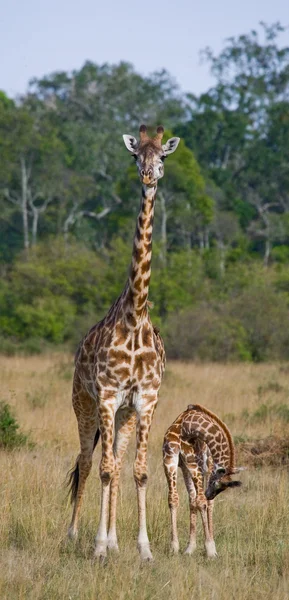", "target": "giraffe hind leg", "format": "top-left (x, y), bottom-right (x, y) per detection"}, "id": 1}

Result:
top-left (107, 407), bottom-right (136, 552)
top-left (94, 397), bottom-right (116, 559)
top-left (67, 428), bottom-right (100, 505)
top-left (68, 386), bottom-right (99, 540)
